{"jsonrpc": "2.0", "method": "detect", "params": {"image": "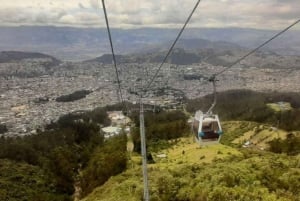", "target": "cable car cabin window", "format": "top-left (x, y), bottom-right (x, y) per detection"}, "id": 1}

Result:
top-left (202, 121), bottom-right (219, 132)
top-left (201, 121), bottom-right (220, 140)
